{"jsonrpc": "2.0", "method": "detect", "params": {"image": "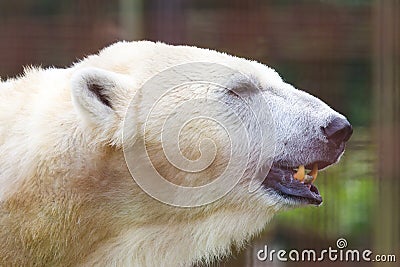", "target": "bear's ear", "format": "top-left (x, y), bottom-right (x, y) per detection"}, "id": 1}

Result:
top-left (70, 67), bottom-right (129, 126)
